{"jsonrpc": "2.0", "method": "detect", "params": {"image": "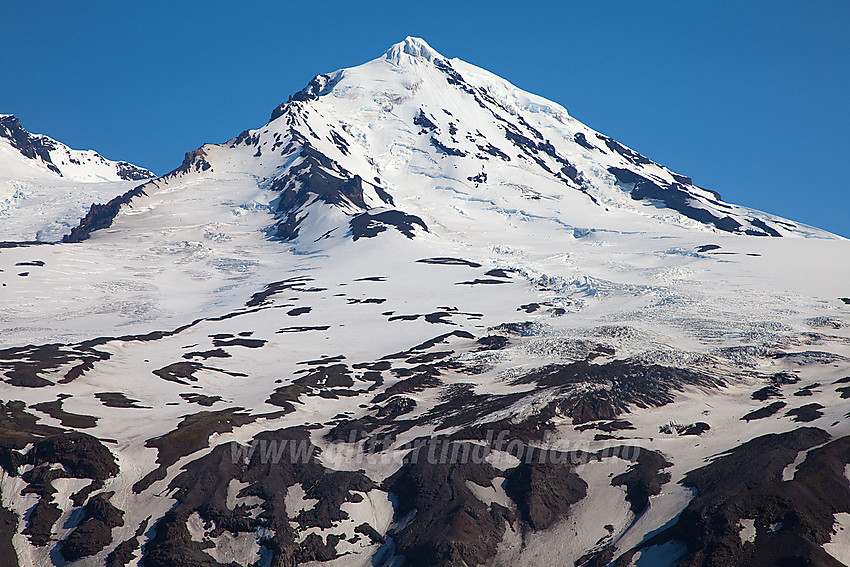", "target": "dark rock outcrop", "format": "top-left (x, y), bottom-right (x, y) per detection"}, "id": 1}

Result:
top-left (350, 209), bottom-right (428, 240)
top-left (62, 184), bottom-right (148, 243)
top-left (133, 408), bottom-right (256, 494)
top-left (143, 426), bottom-right (375, 567)
top-left (0, 493), bottom-right (18, 566)
top-left (0, 115), bottom-right (61, 174)
top-left (505, 460), bottom-right (587, 530)
top-left (384, 444), bottom-right (513, 567)
top-left (608, 167), bottom-right (754, 234)
top-left (617, 427), bottom-right (846, 567)
top-left (60, 492), bottom-right (125, 561)
top-left (511, 359), bottom-right (722, 424)
top-left (611, 448), bottom-right (672, 515)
